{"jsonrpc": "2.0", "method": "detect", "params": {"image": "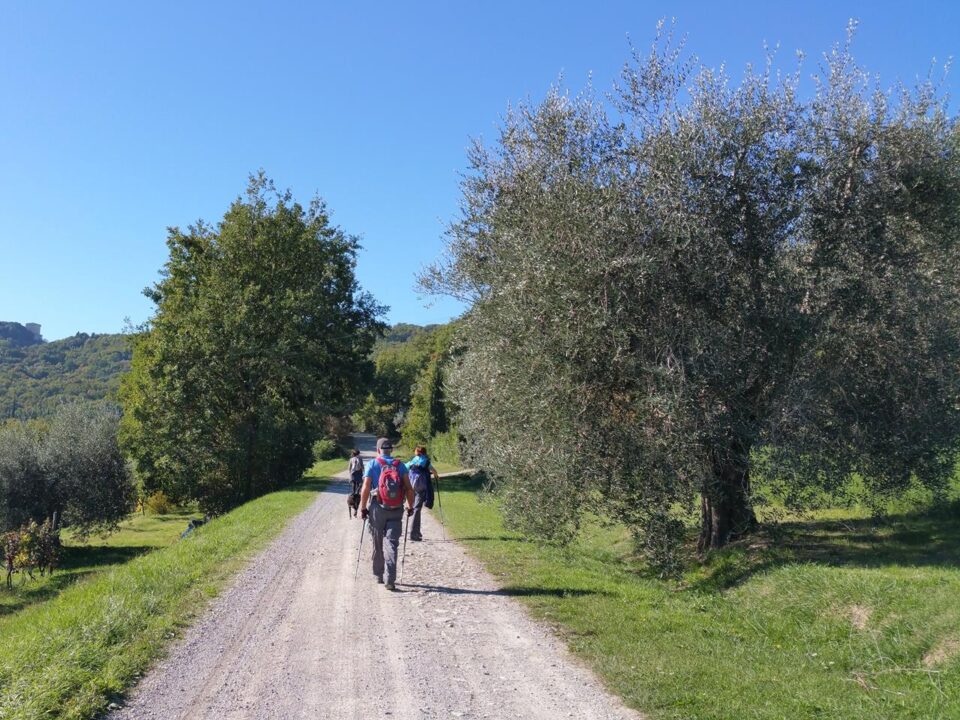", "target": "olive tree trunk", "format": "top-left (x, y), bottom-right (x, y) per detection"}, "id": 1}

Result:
top-left (698, 445), bottom-right (758, 553)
